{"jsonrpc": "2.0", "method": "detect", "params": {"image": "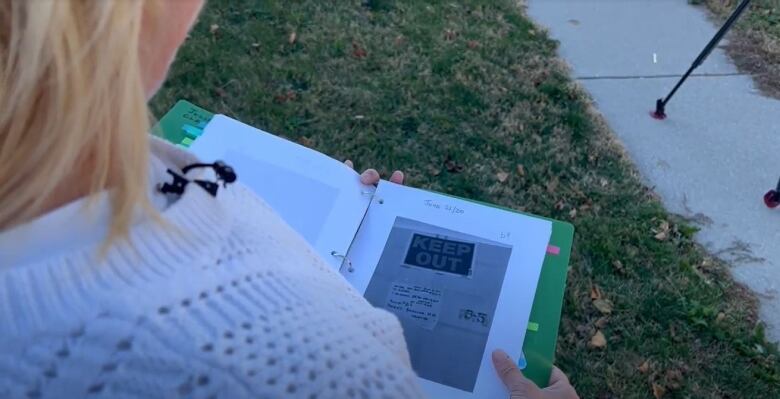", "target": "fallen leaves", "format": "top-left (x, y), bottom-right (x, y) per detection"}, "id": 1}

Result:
top-left (352, 42), bottom-right (368, 58)
top-left (288, 31), bottom-right (297, 44)
top-left (612, 259), bottom-right (625, 274)
top-left (653, 220), bottom-right (671, 241)
top-left (516, 164), bottom-right (526, 177)
top-left (588, 330), bottom-right (607, 349)
top-left (664, 369), bottom-right (684, 391)
top-left (638, 360), bottom-right (650, 374)
top-left (467, 40), bottom-right (480, 49)
top-left (274, 90), bottom-right (297, 103)
top-left (590, 285), bottom-right (603, 300)
top-left (209, 24), bottom-right (220, 34)
top-left (443, 29), bottom-right (457, 41)
top-left (545, 178), bottom-right (559, 194)
top-left (496, 171), bottom-right (509, 183)
top-left (652, 382), bottom-right (666, 399)
top-left (444, 156), bottom-right (464, 173)
top-left (592, 298), bottom-right (614, 315)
